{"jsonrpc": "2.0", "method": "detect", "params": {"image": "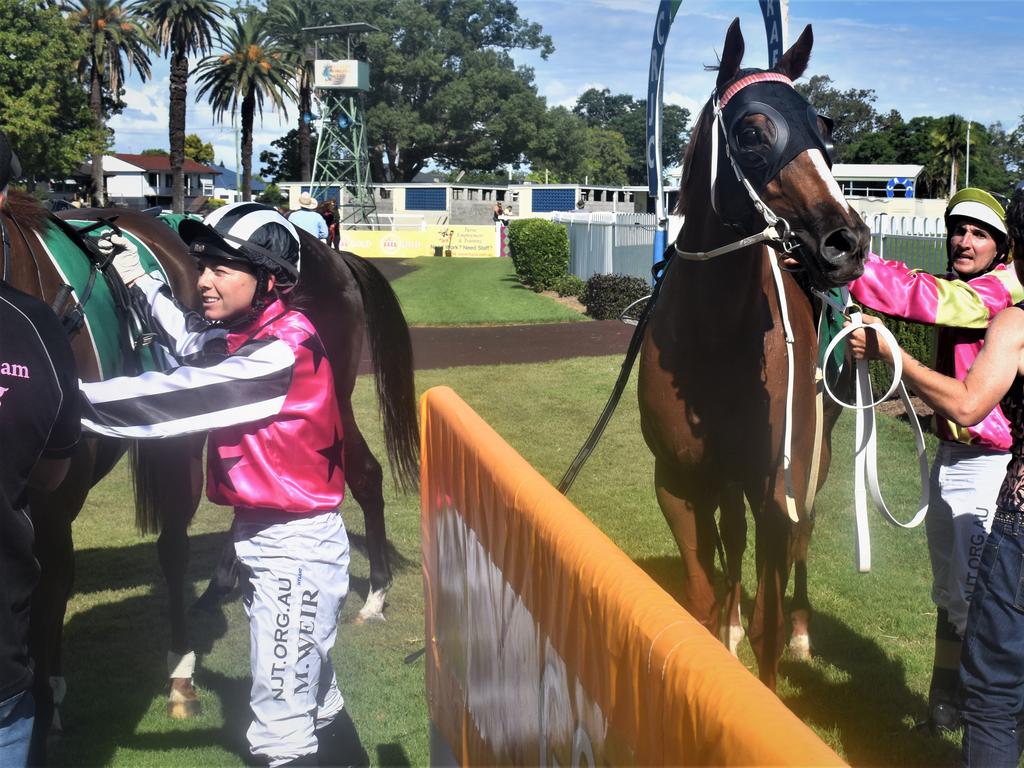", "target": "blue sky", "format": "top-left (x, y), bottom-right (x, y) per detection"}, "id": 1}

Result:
top-left (110, 1), bottom-right (1024, 173)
